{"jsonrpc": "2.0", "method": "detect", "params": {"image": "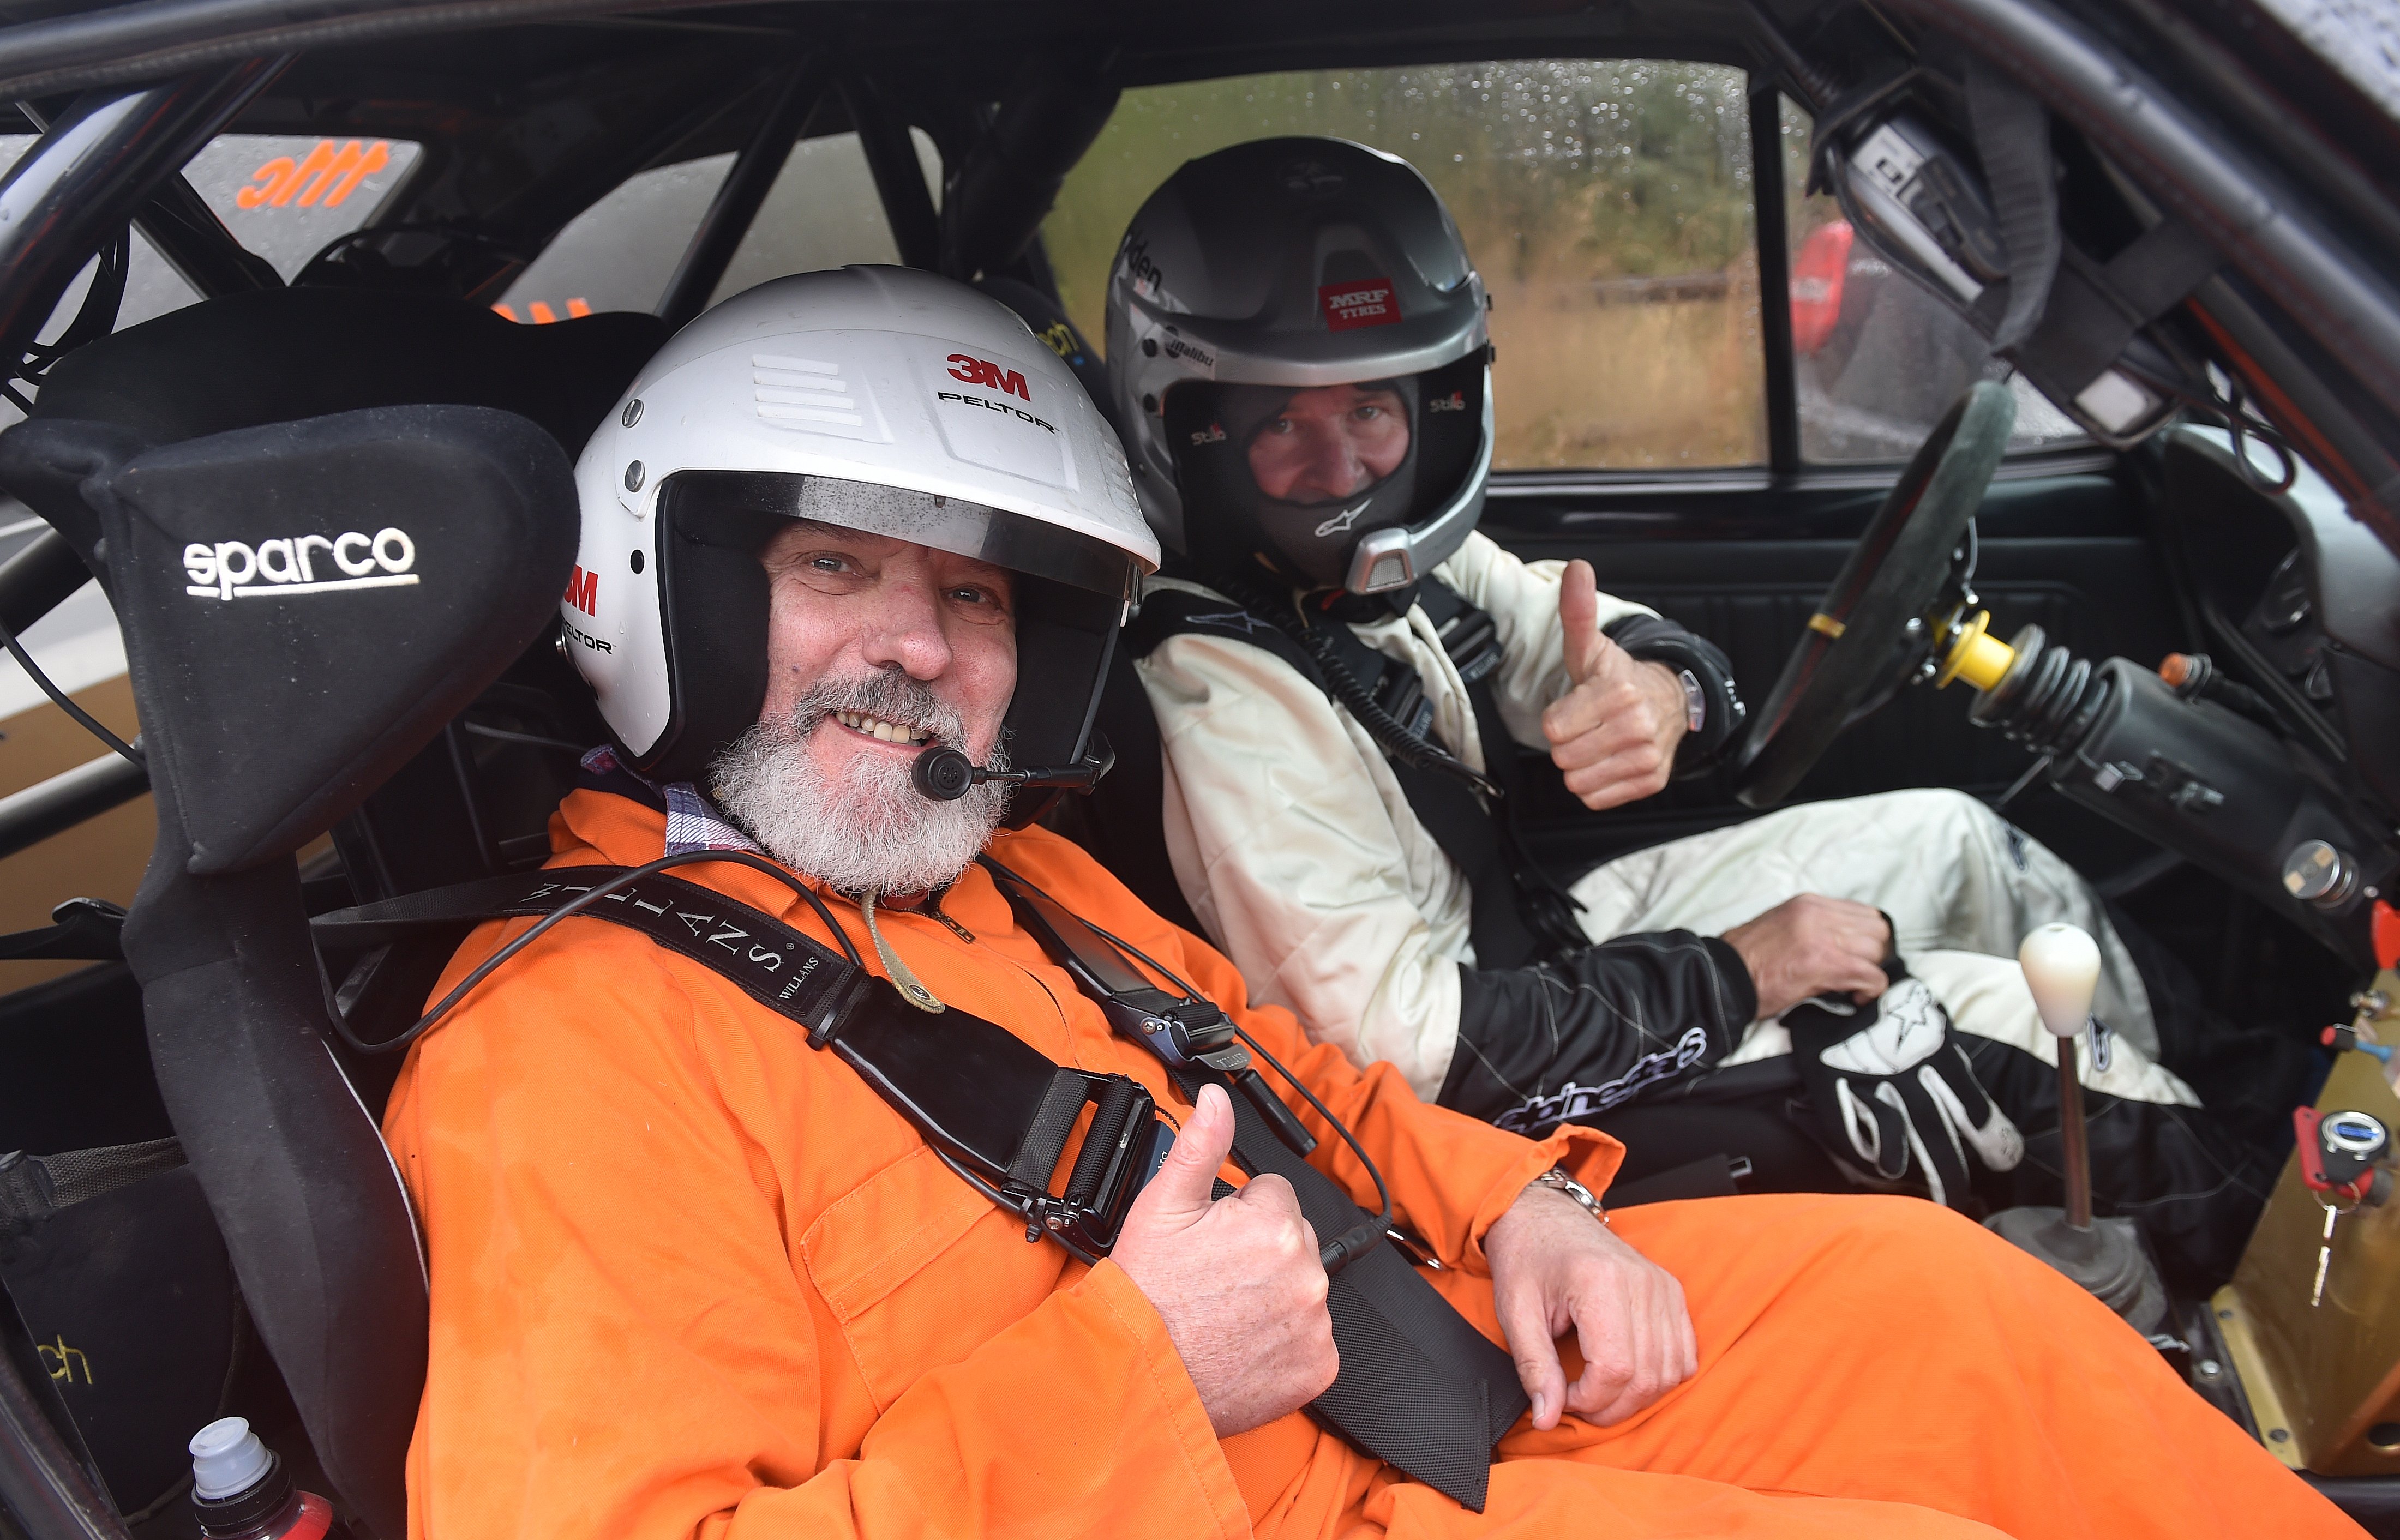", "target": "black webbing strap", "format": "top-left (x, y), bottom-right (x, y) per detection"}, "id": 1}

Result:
top-left (1130, 580), bottom-right (1581, 968)
top-left (979, 860), bottom-right (1527, 1511)
top-left (313, 869), bottom-right (1159, 1255)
